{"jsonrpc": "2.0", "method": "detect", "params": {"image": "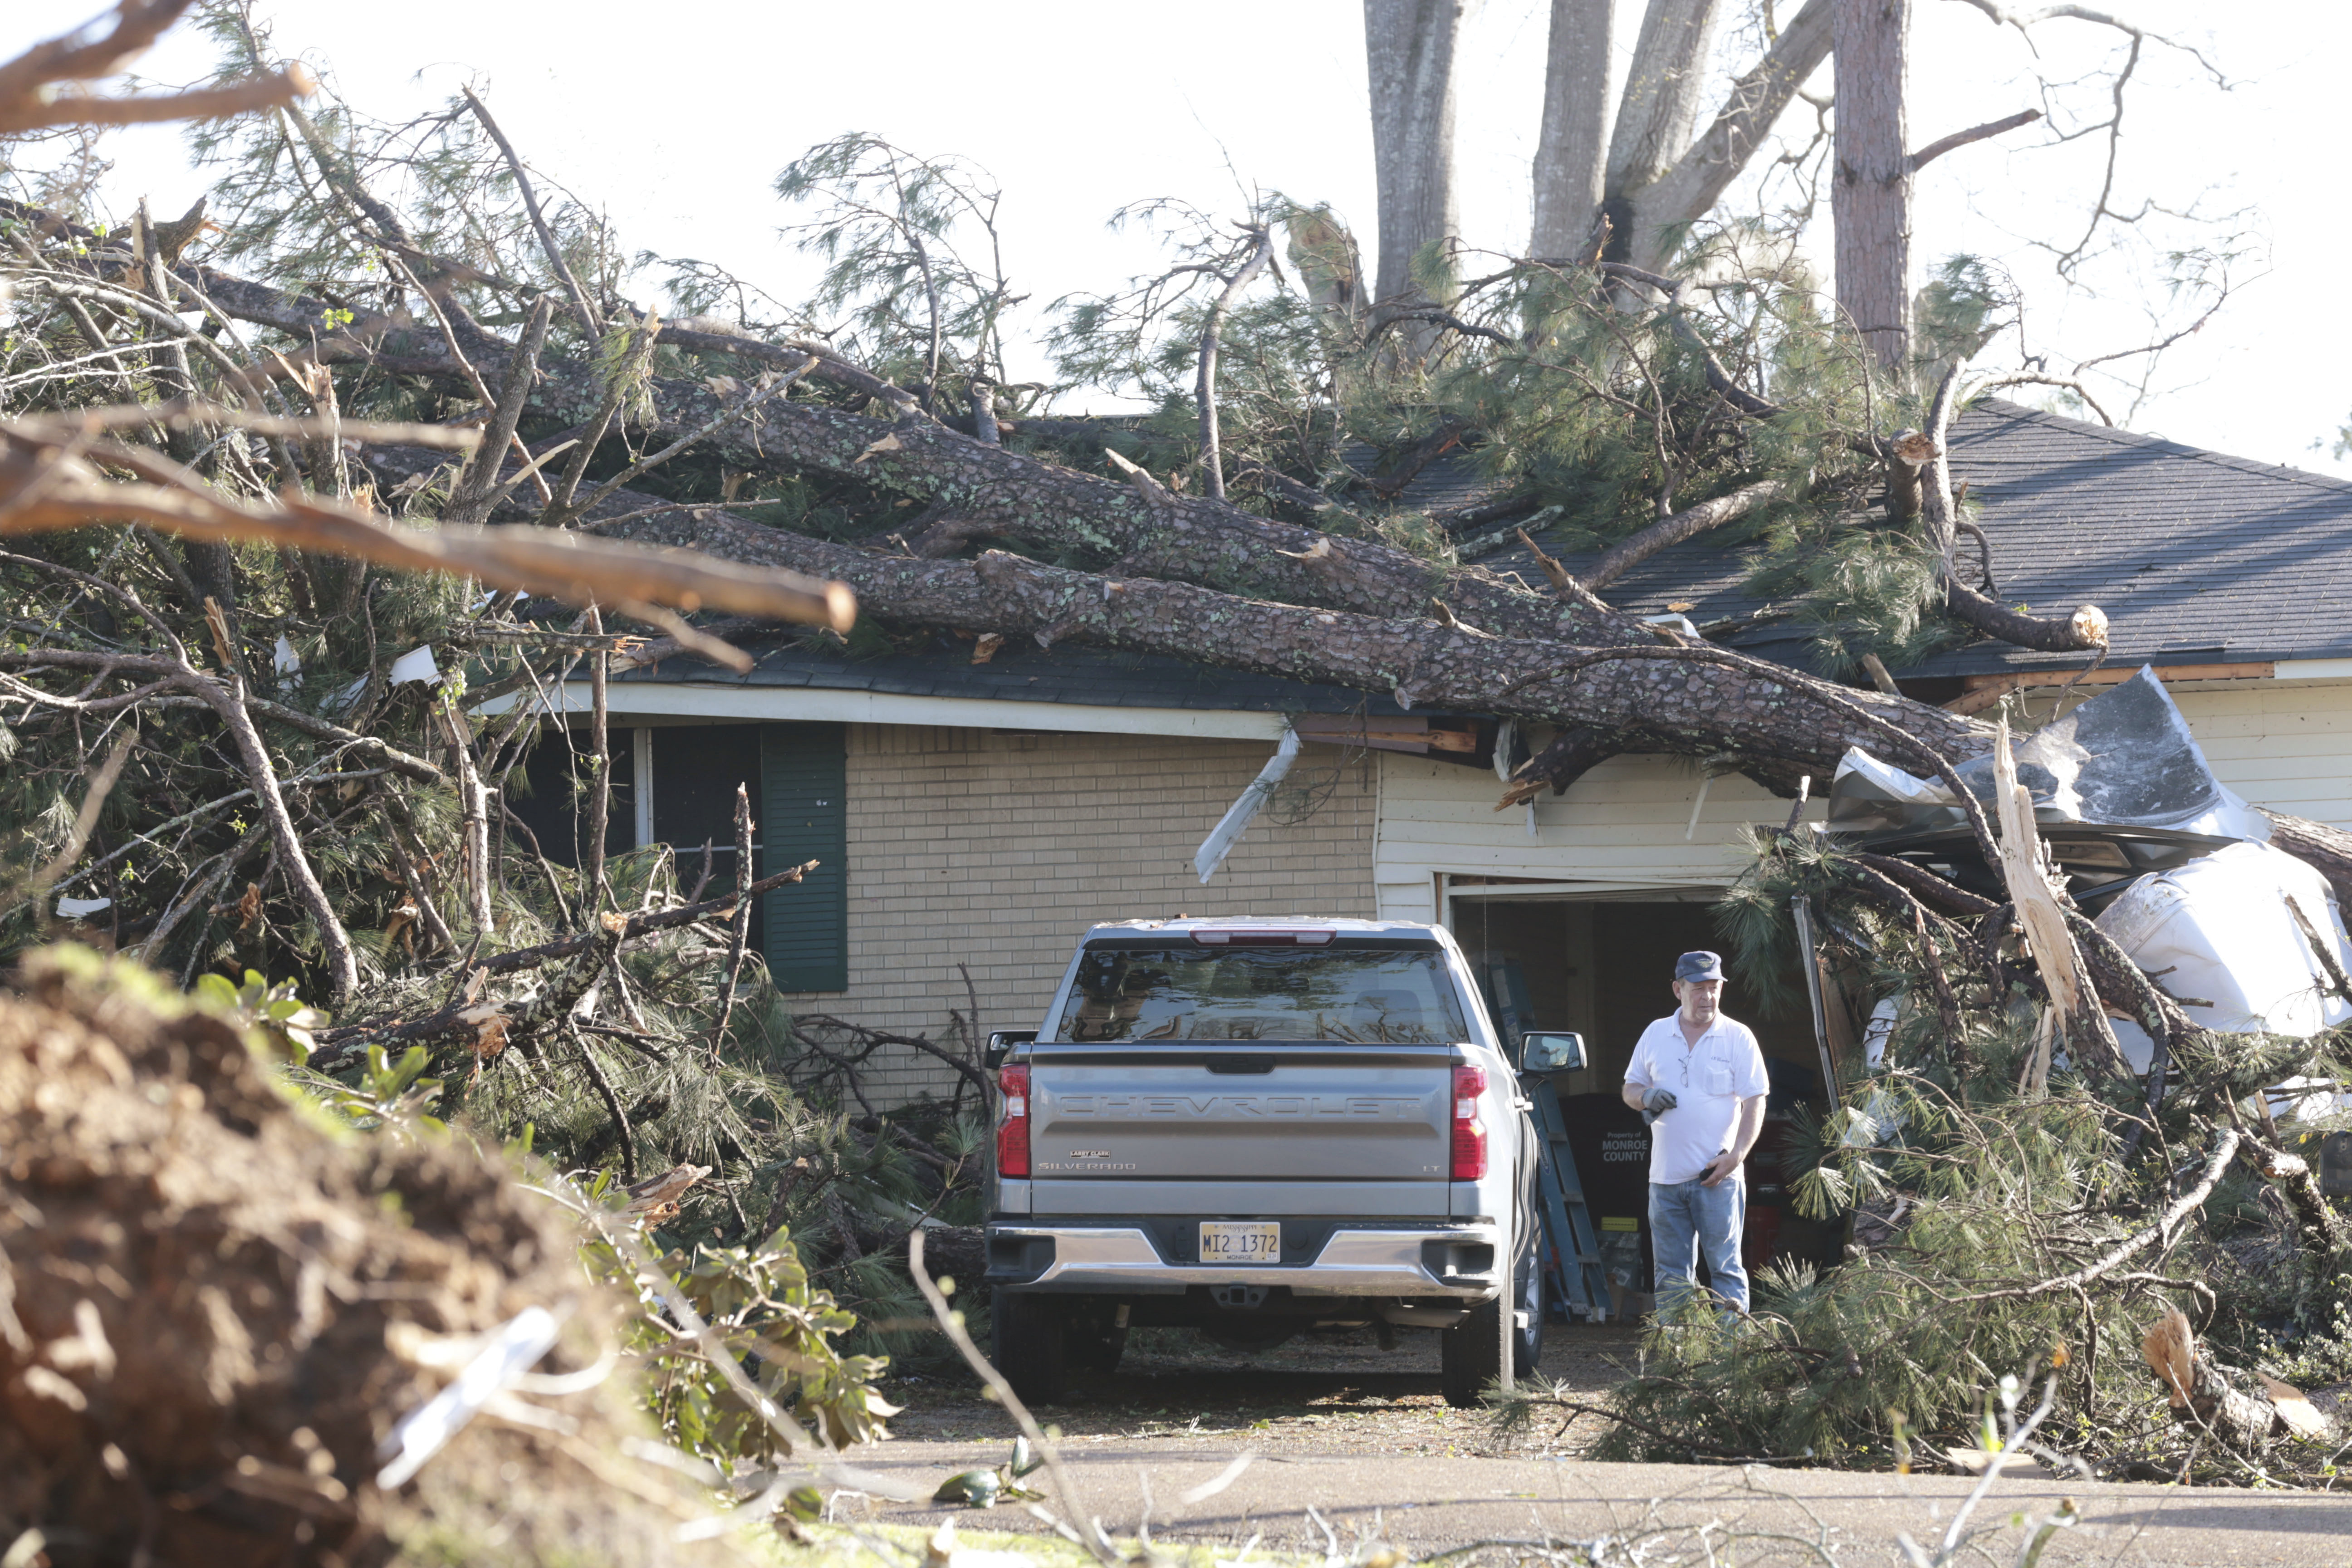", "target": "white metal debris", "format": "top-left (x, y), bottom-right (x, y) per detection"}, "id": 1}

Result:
top-left (386, 644), bottom-right (441, 686)
top-left (1193, 727), bottom-right (1302, 884)
top-left (375, 1305), bottom-right (562, 1489)
top-left (2098, 840), bottom-right (2352, 1080)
